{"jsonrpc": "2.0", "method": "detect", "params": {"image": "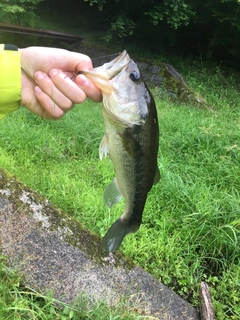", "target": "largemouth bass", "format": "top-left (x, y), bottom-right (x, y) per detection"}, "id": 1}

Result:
top-left (80, 50), bottom-right (160, 252)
